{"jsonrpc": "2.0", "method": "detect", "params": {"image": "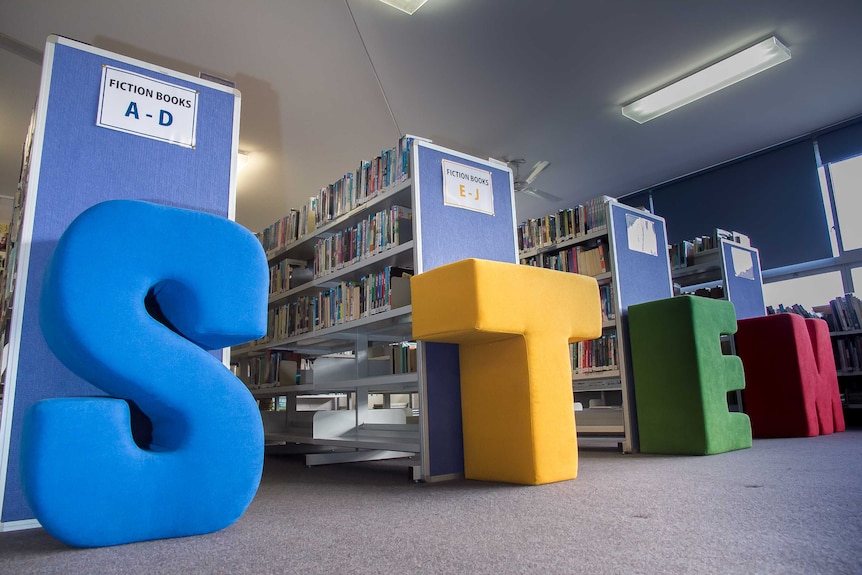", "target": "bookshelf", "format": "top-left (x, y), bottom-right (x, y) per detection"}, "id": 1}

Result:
top-left (0, 109), bottom-right (35, 423)
top-left (670, 233), bottom-right (766, 320)
top-left (832, 329), bottom-right (862, 410)
top-left (518, 198), bottom-right (673, 452)
top-left (818, 294), bottom-right (862, 411)
top-left (670, 232), bottom-right (765, 413)
top-left (232, 139), bottom-right (519, 480)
